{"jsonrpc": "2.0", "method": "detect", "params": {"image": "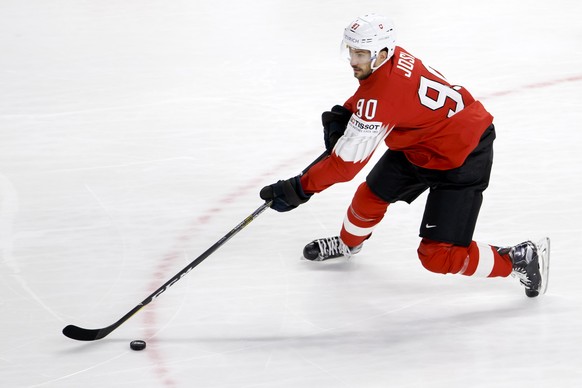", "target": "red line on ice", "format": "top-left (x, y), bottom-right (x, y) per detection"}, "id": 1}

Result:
top-left (142, 149), bottom-right (318, 386)
top-left (479, 74), bottom-right (582, 100)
